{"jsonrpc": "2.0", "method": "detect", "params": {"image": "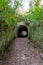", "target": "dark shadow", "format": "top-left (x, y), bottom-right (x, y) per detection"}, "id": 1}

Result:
top-left (17, 25), bottom-right (28, 37)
